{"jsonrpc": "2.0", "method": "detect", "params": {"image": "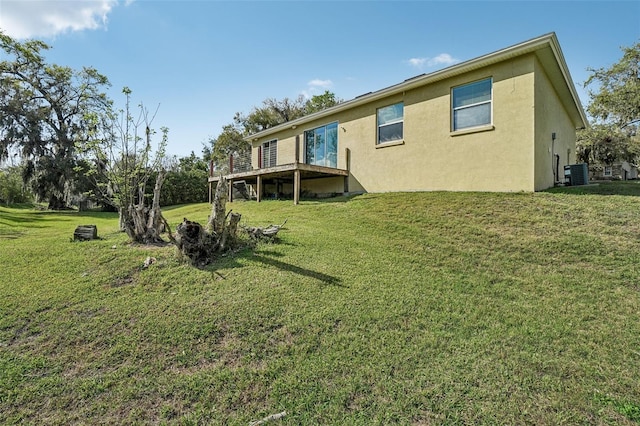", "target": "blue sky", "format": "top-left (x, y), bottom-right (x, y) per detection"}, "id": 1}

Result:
top-left (1, 0), bottom-right (639, 158)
